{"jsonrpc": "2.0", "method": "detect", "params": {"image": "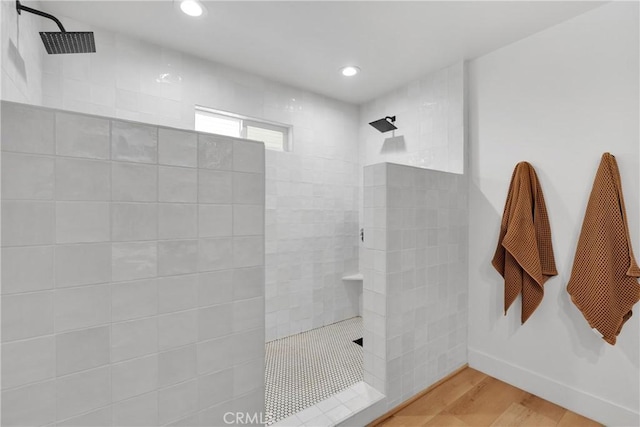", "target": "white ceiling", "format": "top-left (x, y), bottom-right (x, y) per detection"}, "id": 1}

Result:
top-left (41, 1), bottom-right (604, 104)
